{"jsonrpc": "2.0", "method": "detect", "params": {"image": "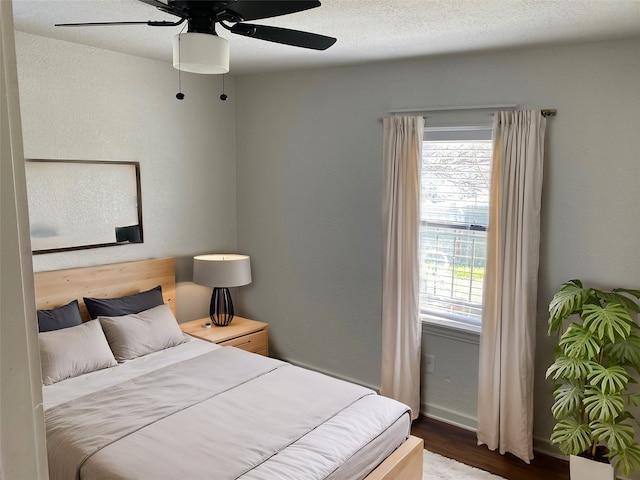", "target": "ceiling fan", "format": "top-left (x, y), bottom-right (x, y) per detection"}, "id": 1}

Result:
top-left (55, 0), bottom-right (337, 74)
